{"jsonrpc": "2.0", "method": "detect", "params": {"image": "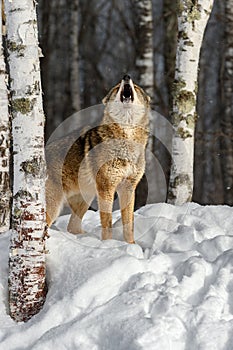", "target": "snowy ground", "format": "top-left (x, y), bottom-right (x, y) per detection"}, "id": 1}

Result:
top-left (1, 203), bottom-right (233, 350)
